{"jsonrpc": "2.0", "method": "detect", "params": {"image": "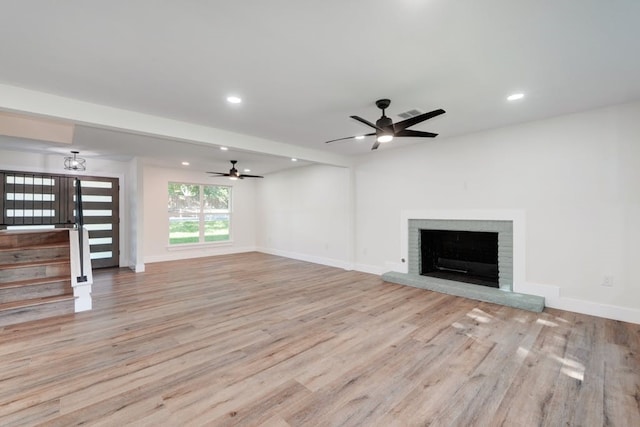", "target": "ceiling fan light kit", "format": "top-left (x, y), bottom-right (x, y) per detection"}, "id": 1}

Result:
top-left (325, 98), bottom-right (445, 150)
top-left (377, 134), bottom-right (393, 143)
